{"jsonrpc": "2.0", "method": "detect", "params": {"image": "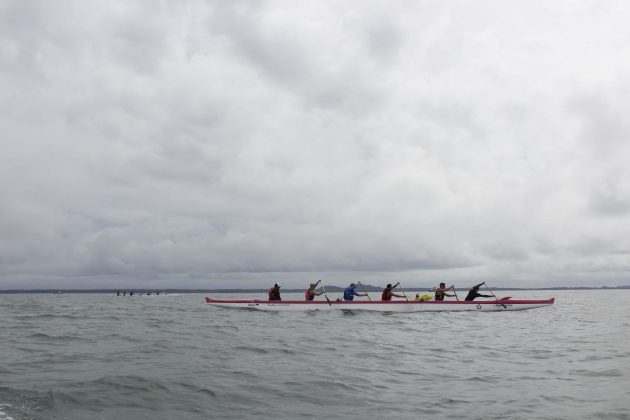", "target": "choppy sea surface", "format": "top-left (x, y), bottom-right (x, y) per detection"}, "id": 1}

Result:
top-left (1, 290), bottom-right (629, 419)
